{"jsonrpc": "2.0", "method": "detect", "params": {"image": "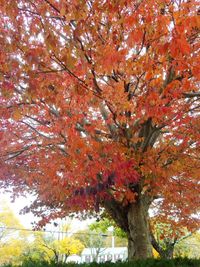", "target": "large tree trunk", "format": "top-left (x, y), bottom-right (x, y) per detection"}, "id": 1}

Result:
top-left (127, 198), bottom-right (153, 260)
top-left (104, 195), bottom-right (153, 260)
